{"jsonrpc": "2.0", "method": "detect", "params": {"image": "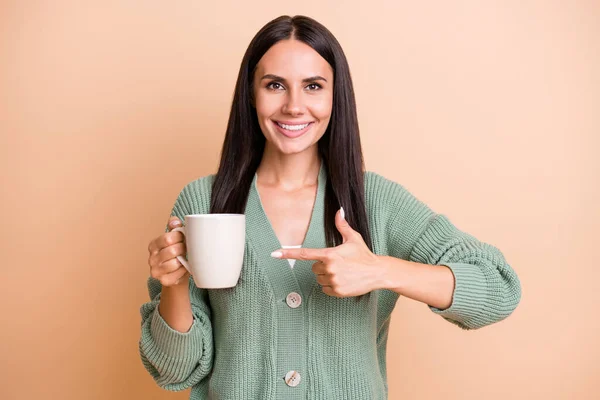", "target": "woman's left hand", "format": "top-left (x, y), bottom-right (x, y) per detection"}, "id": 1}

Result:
top-left (271, 208), bottom-right (386, 298)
